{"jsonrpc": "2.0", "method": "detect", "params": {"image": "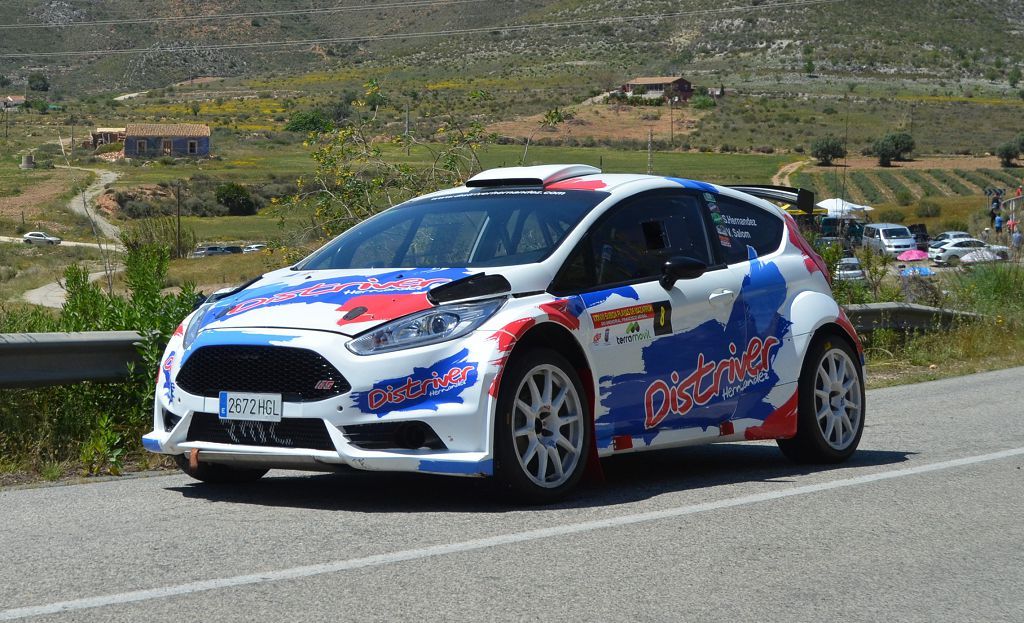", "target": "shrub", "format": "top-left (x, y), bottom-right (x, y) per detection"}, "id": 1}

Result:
top-left (690, 95), bottom-right (716, 110)
top-left (876, 208), bottom-right (905, 223)
top-left (284, 109), bottom-right (331, 133)
top-left (874, 136), bottom-right (899, 167)
top-left (996, 142), bottom-right (1019, 167)
top-left (94, 141), bottom-right (123, 155)
top-left (811, 135), bottom-right (846, 166)
top-left (942, 219), bottom-right (970, 232)
top-left (915, 199), bottom-right (941, 217)
top-left (215, 182), bottom-right (257, 216)
top-left (895, 190), bottom-right (914, 206)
